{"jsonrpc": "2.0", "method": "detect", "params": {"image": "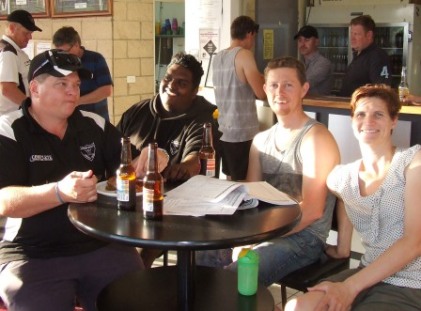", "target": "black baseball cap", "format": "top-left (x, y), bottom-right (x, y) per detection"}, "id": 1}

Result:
top-left (28, 49), bottom-right (92, 82)
top-left (294, 25), bottom-right (318, 40)
top-left (7, 10), bottom-right (42, 32)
